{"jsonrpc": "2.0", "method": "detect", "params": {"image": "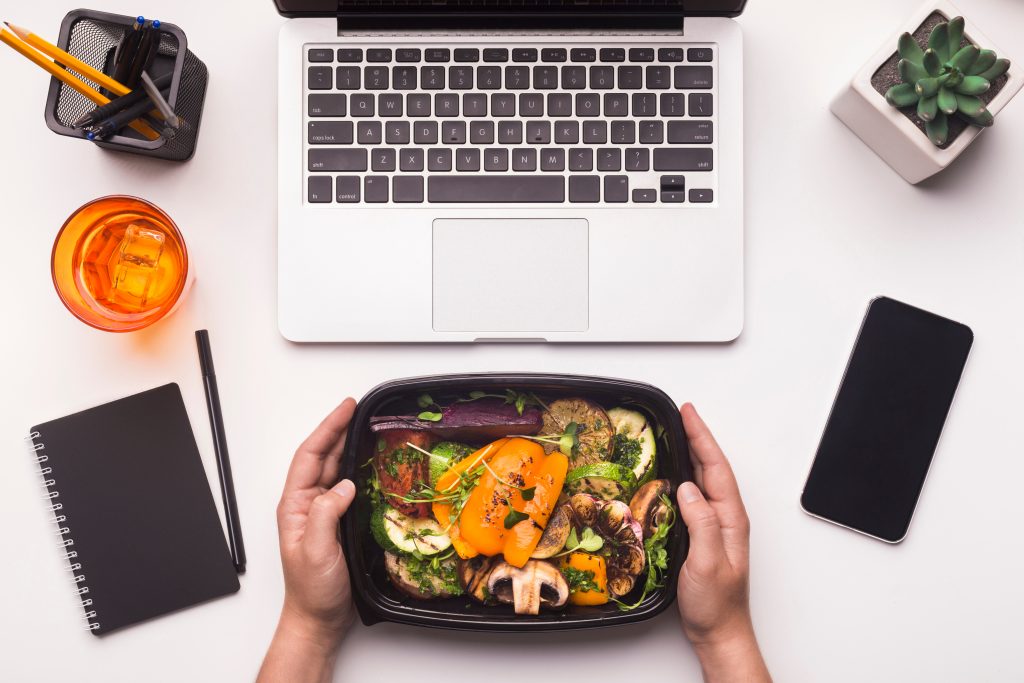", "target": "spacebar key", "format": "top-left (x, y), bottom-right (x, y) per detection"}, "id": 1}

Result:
top-left (429, 176), bottom-right (565, 203)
